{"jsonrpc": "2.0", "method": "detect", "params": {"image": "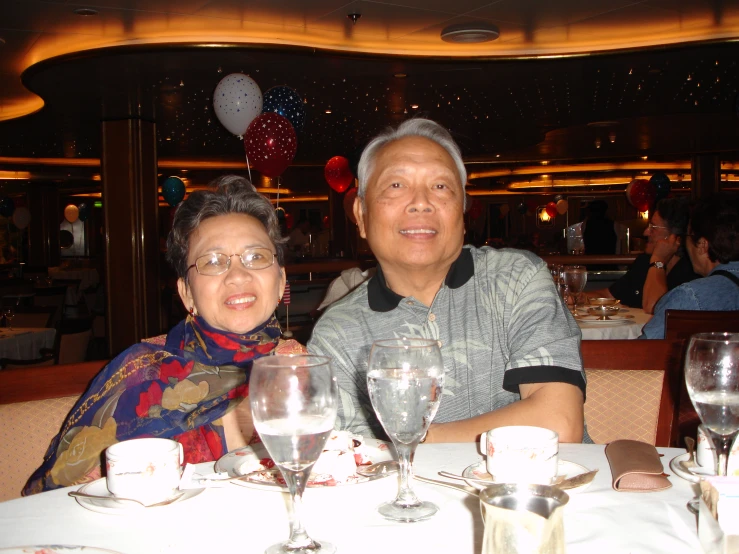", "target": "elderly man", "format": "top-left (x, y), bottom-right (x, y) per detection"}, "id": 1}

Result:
top-left (308, 119), bottom-right (586, 443)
